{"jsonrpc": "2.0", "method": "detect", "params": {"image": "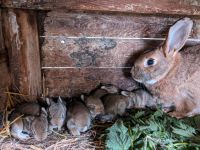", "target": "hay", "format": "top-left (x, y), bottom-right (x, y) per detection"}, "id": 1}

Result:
top-left (0, 126), bottom-right (107, 150)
